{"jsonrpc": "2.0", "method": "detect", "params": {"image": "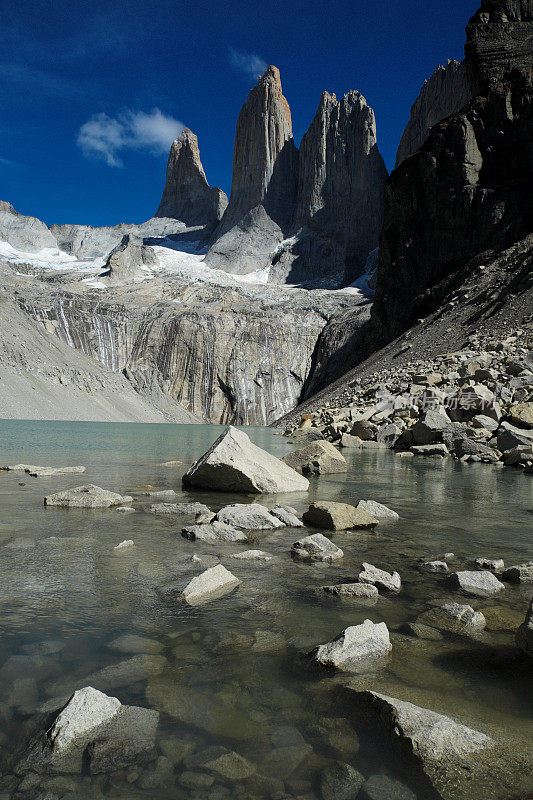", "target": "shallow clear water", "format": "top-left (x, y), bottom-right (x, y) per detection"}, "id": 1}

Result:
top-left (0, 420), bottom-right (531, 799)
